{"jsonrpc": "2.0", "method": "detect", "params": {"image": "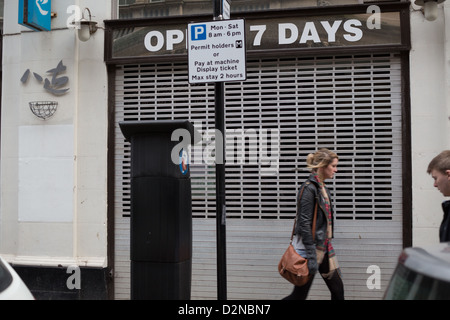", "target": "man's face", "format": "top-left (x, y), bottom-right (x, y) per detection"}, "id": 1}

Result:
top-left (431, 169), bottom-right (450, 197)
